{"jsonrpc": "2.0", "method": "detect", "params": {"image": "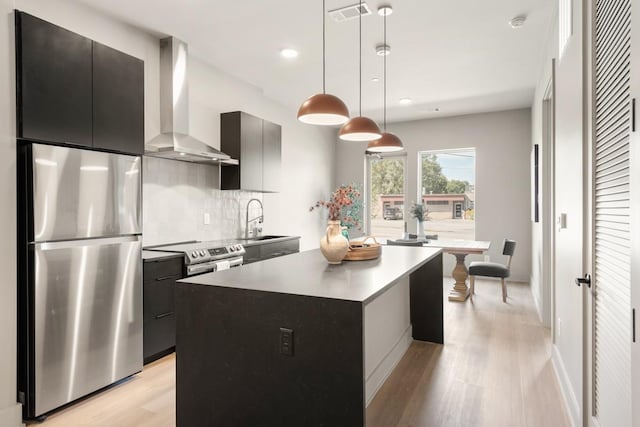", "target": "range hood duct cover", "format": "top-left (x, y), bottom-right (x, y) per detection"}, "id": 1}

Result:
top-left (146, 37), bottom-right (237, 165)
